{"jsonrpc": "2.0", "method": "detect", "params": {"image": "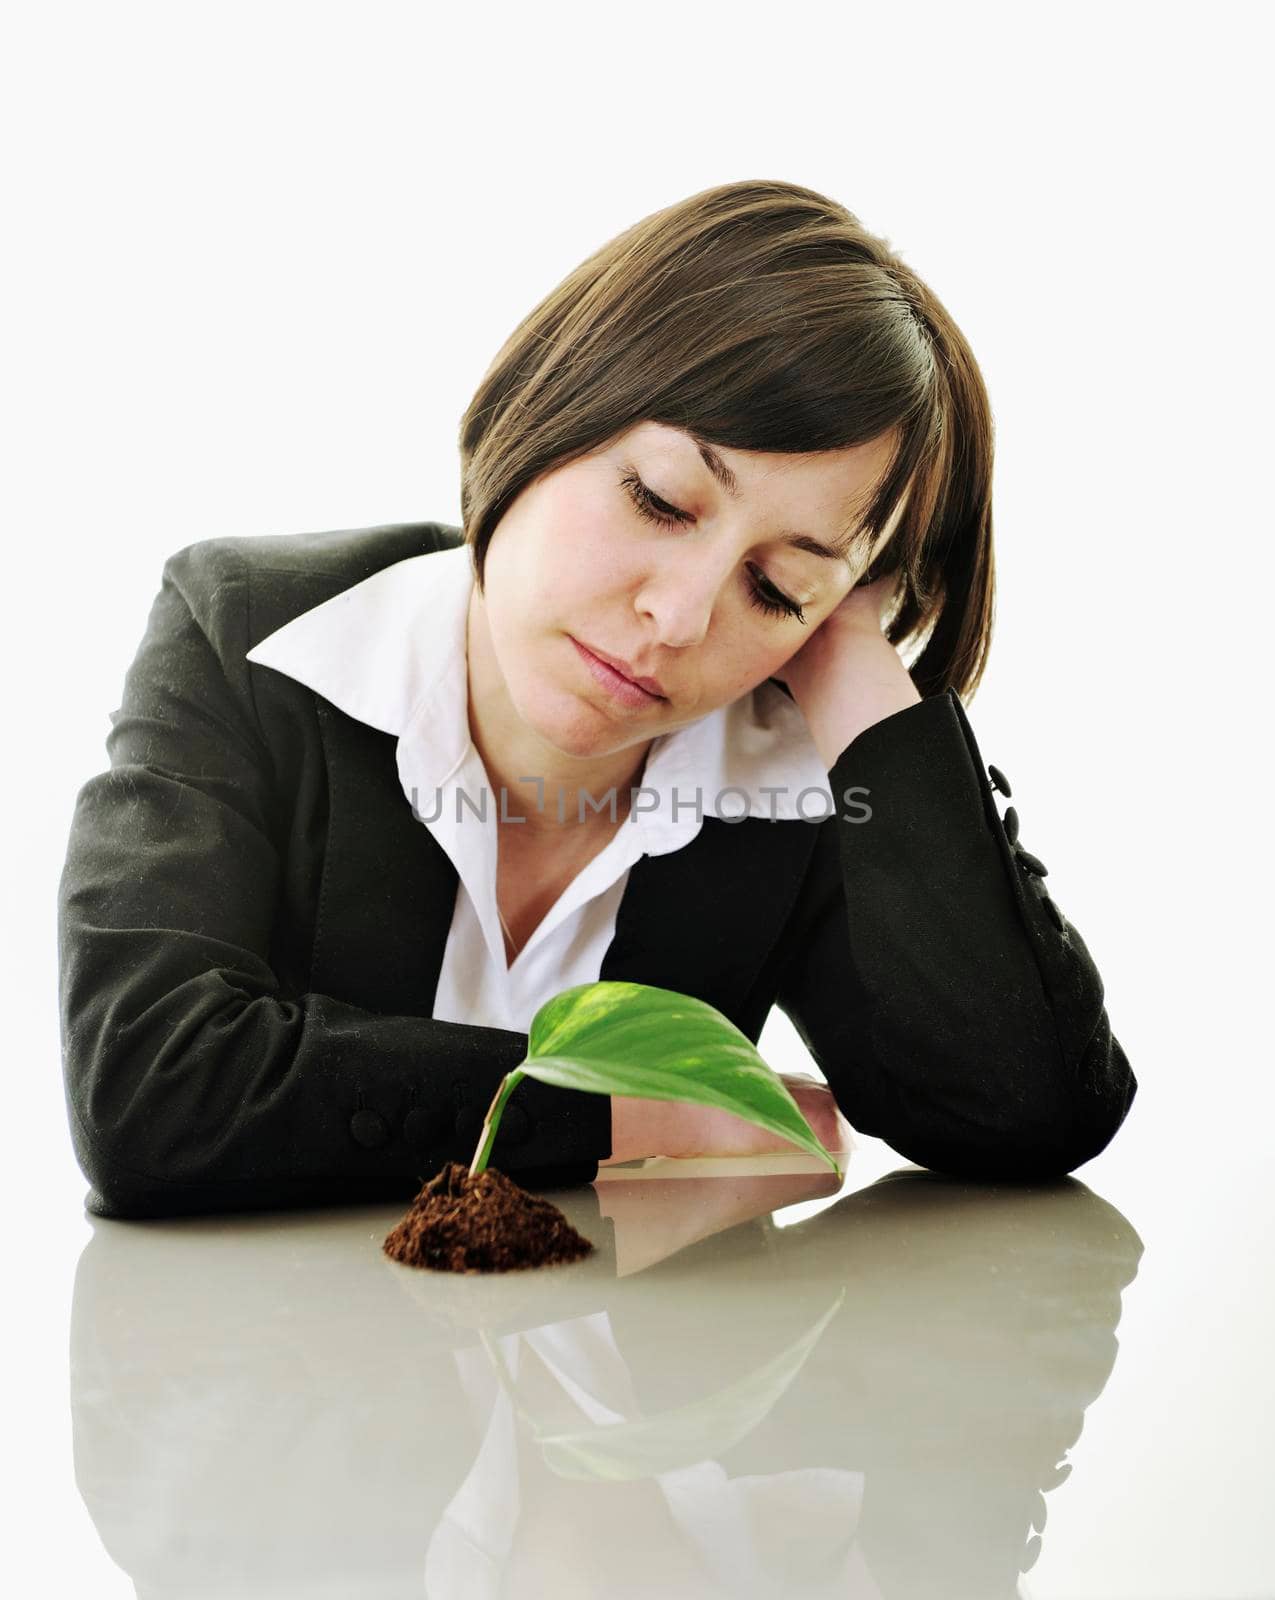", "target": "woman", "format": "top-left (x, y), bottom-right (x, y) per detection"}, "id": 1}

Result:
top-left (56, 179), bottom-right (1137, 1219)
